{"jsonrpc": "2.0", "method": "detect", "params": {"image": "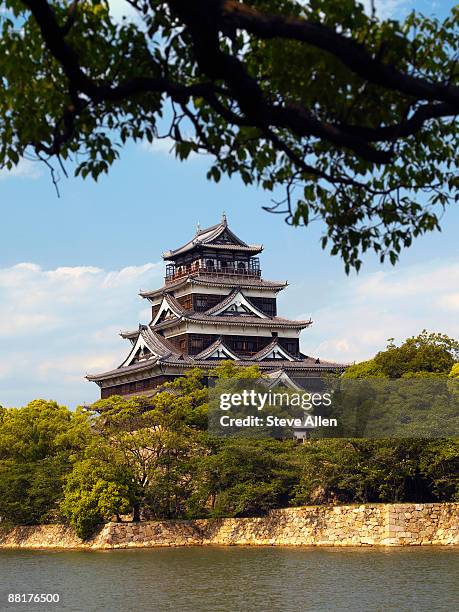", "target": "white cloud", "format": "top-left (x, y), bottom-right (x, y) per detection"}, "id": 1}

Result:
top-left (0, 159), bottom-right (42, 181)
top-left (286, 259), bottom-right (459, 364)
top-left (0, 261), bottom-right (163, 407)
